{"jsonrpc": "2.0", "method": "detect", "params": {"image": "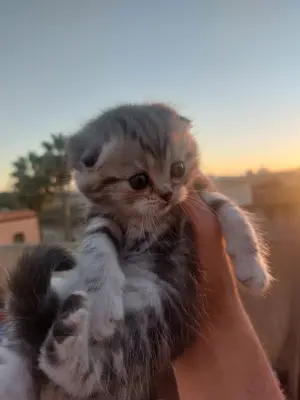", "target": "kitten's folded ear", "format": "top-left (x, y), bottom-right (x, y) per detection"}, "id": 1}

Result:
top-left (178, 115), bottom-right (191, 125)
top-left (178, 115), bottom-right (193, 131)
